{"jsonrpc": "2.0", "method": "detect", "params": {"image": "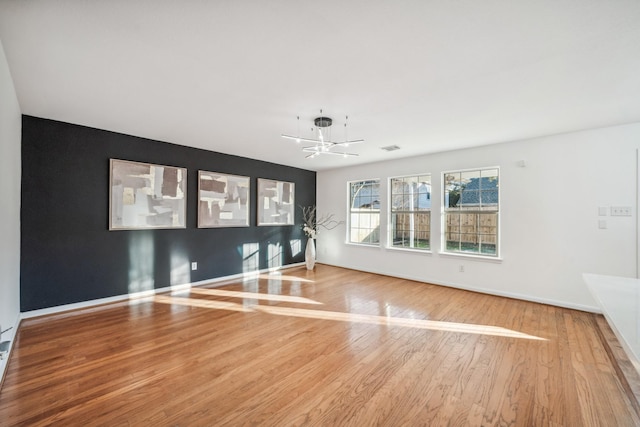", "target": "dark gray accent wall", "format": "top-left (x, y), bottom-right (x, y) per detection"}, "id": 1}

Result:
top-left (20, 116), bottom-right (316, 311)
